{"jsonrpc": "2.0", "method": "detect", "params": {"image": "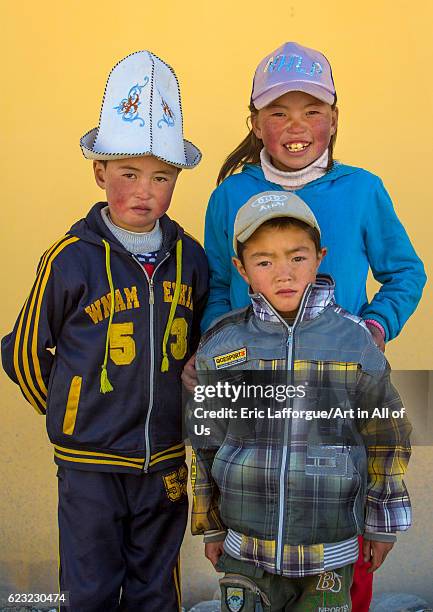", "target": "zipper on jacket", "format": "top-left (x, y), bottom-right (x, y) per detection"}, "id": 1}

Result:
top-left (273, 286), bottom-right (312, 574)
top-left (275, 326), bottom-right (293, 574)
top-left (352, 465), bottom-right (362, 533)
top-left (131, 253), bottom-right (170, 473)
